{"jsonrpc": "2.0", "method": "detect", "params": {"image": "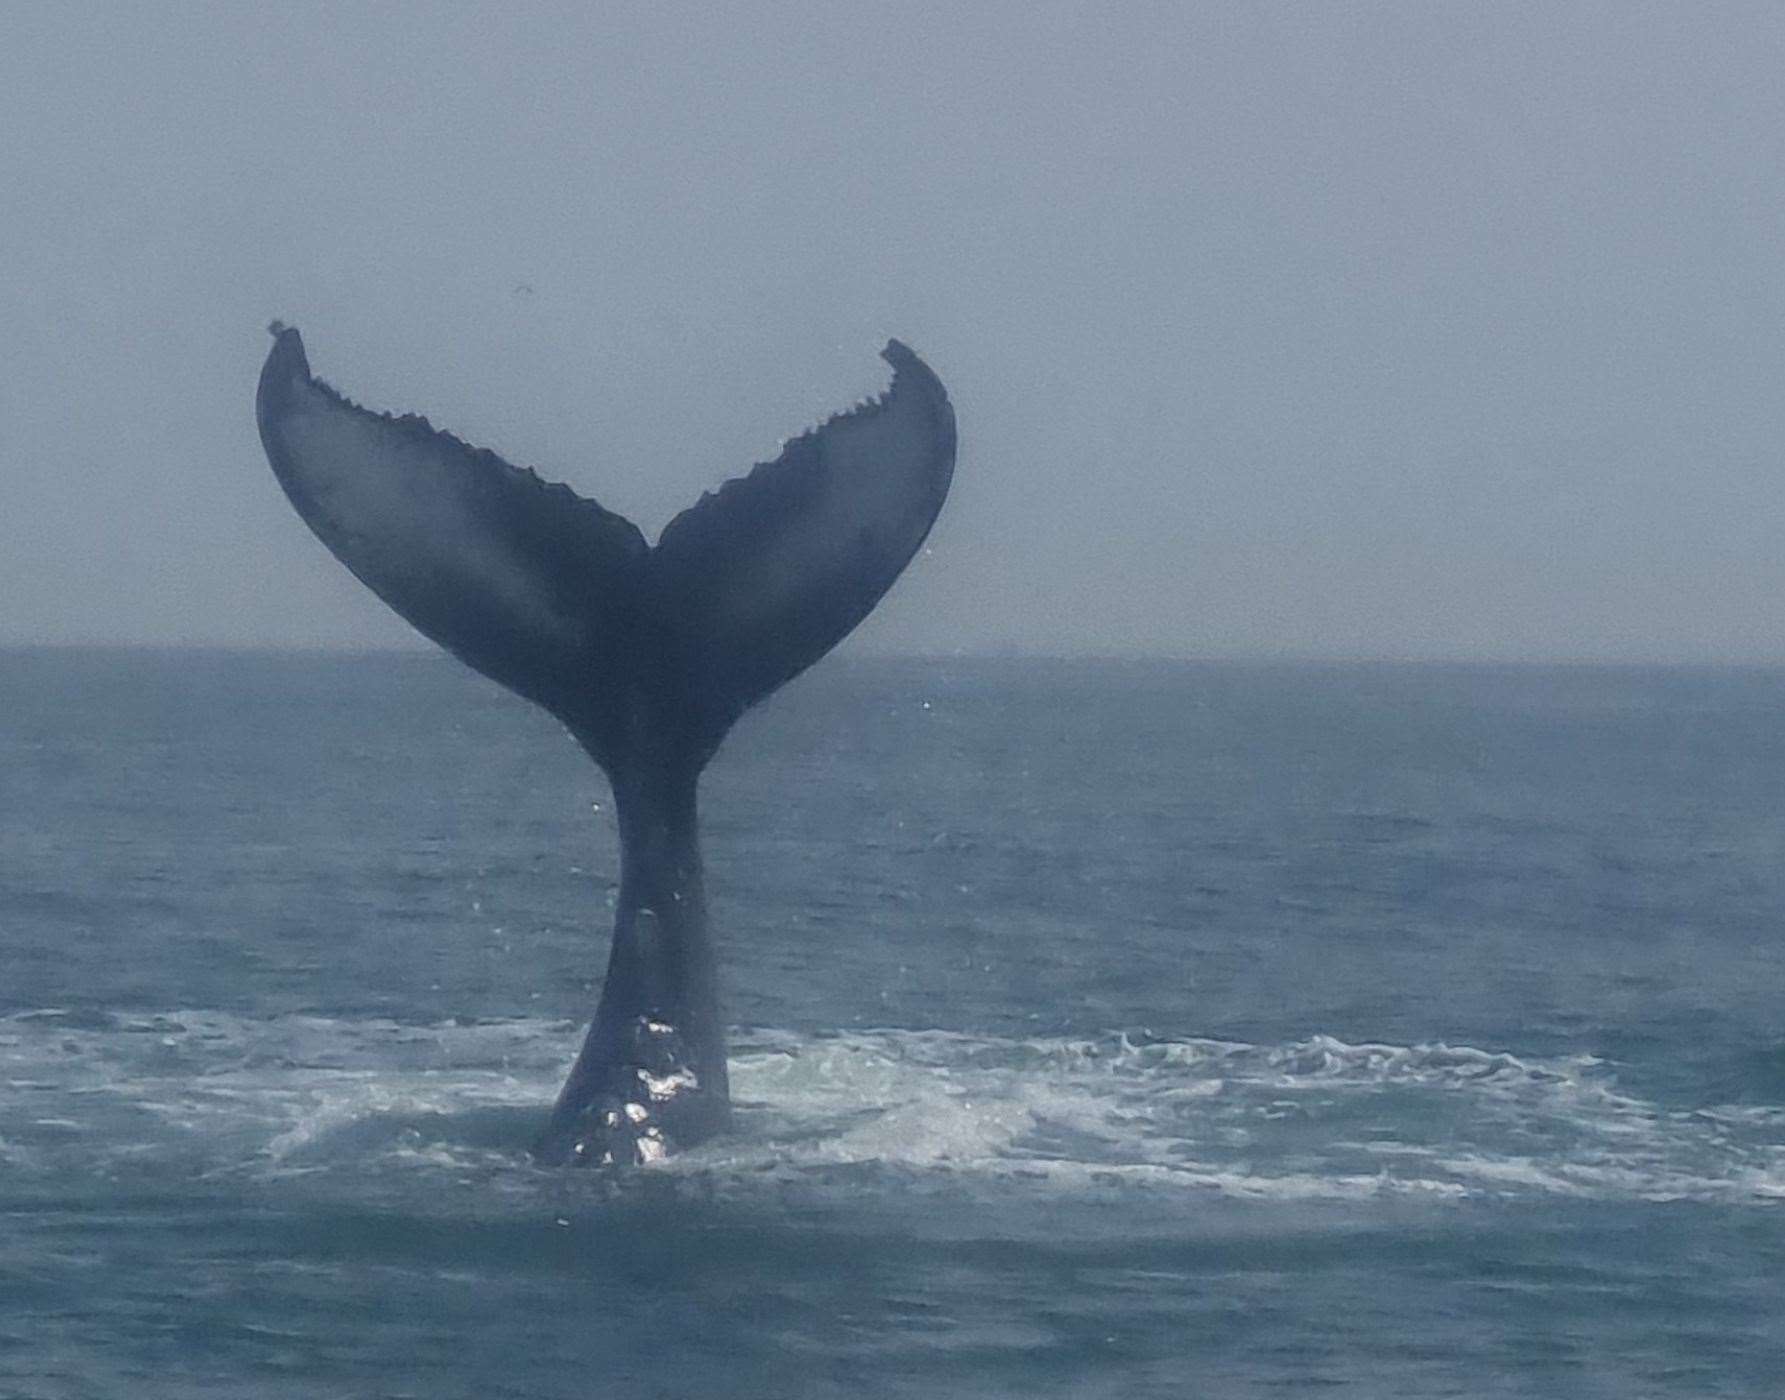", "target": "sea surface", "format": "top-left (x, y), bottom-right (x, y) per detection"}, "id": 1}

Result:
top-left (2, 649), bottom-right (1783, 1398)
